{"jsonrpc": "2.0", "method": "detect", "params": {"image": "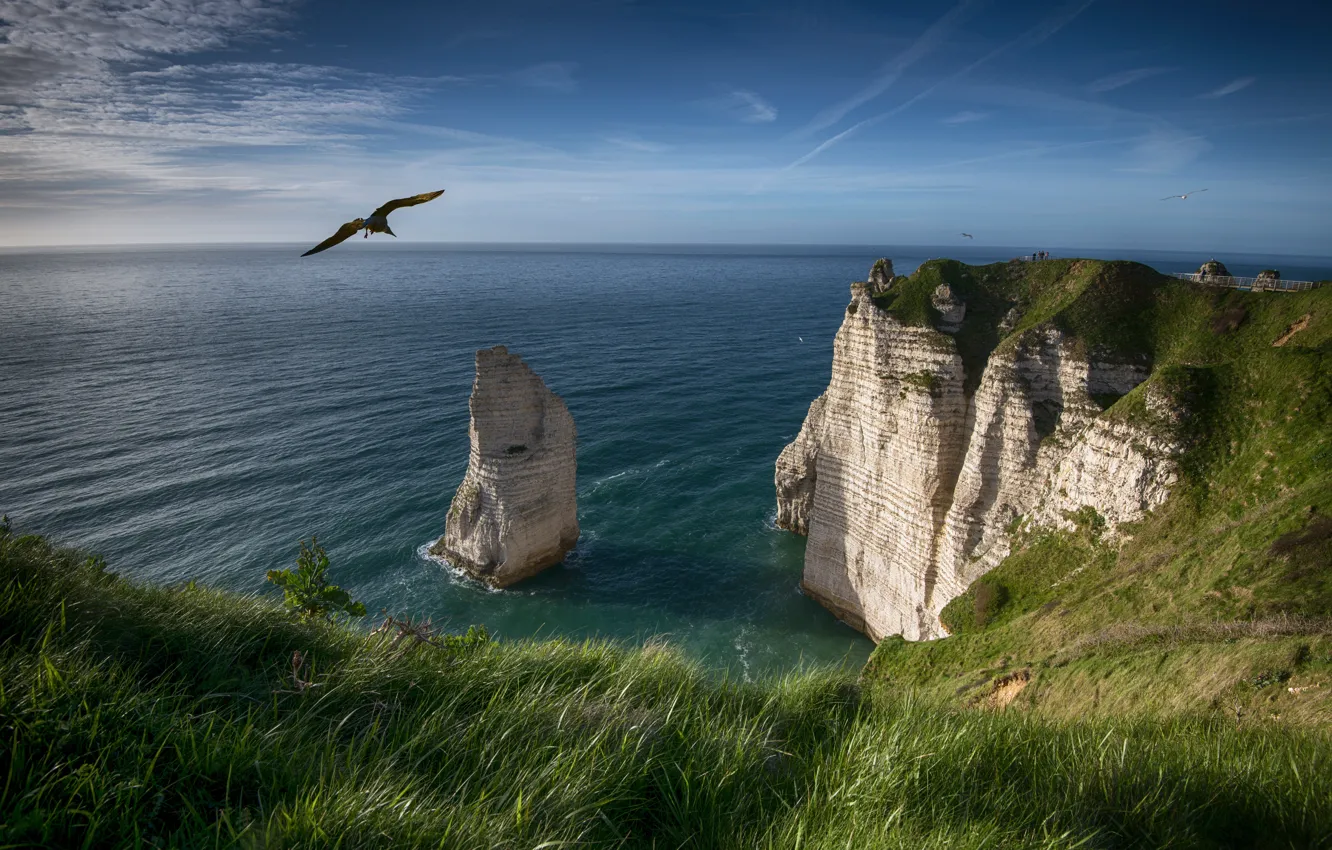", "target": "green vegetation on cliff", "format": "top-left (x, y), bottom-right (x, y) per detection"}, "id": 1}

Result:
top-left (864, 261), bottom-right (1332, 724)
top-left (872, 258), bottom-right (1163, 392)
top-left (2, 526), bottom-right (1331, 848)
